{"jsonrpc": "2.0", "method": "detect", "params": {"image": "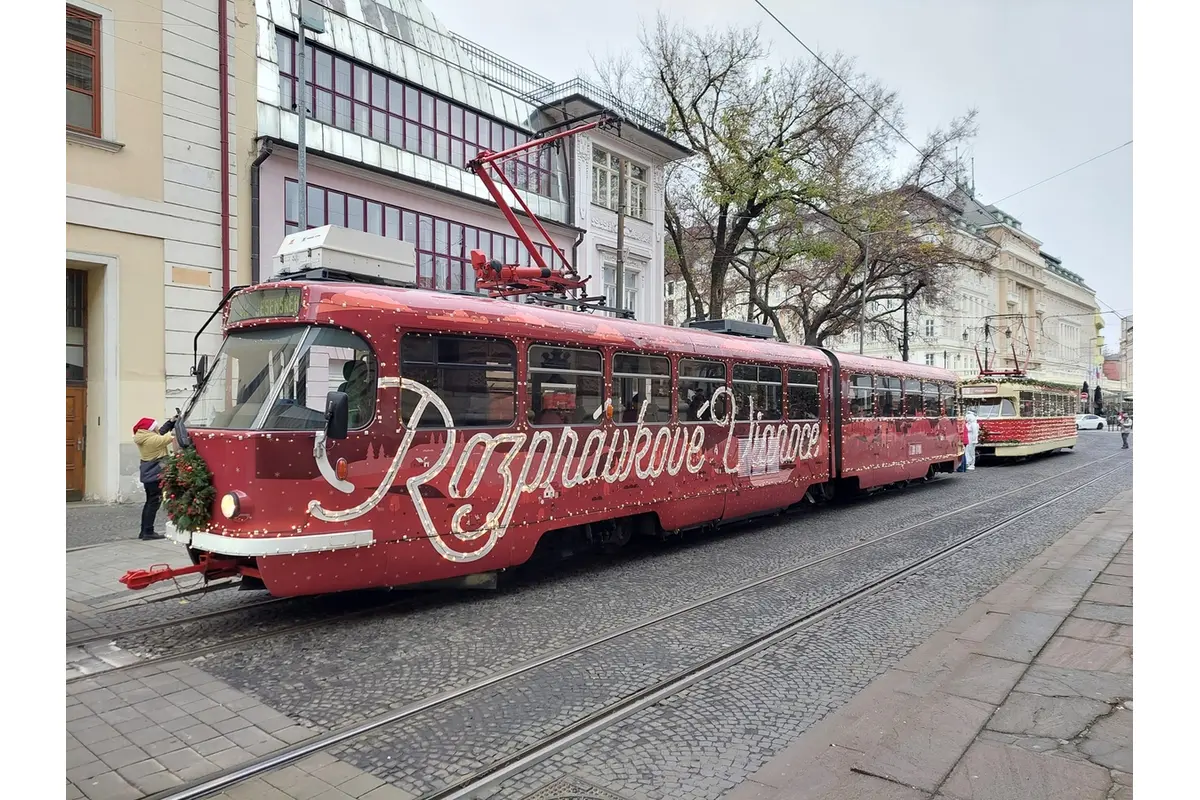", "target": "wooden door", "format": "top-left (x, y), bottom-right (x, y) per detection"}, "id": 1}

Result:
top-left (66, 386), bottom-right (86, 500)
